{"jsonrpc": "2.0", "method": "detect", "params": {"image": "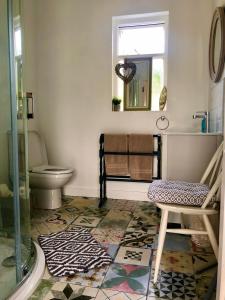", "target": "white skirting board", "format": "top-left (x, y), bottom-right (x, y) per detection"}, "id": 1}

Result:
top-left (64, 182), bottom-right (150, 201)
top-left (63, 184), bottom-right (181, 223)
